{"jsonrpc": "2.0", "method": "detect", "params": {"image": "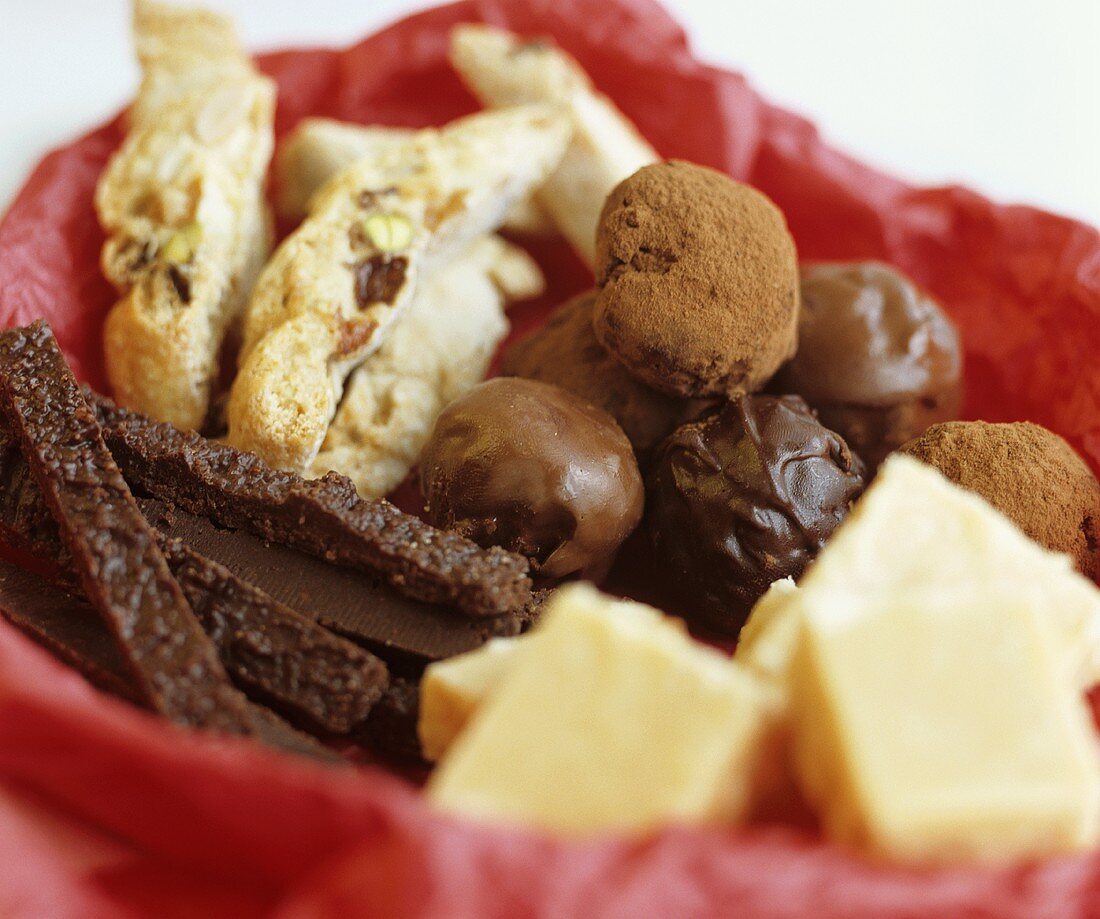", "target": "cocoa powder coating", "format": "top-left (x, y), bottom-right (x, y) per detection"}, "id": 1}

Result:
top-left (593, 160), bottom-right (799, 398)
top-left (900, 421), bottom-right (1100, 578)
